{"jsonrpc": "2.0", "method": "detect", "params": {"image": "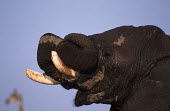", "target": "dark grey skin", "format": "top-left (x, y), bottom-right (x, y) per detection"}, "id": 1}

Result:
top-left (37, 25), bottom-right (170, 111)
